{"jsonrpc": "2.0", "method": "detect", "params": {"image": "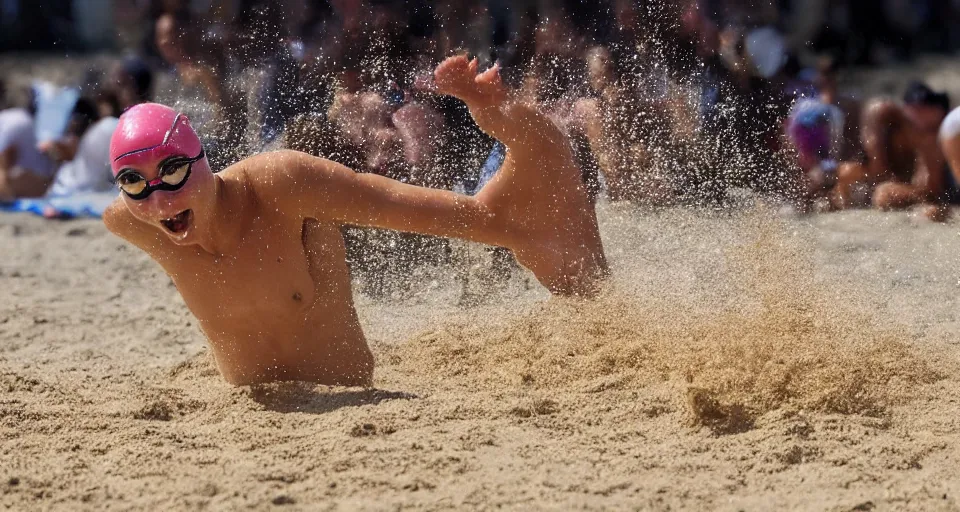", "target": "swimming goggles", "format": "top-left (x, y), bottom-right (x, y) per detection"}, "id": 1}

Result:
top-left (113, 149), bottom-right (204, 200)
